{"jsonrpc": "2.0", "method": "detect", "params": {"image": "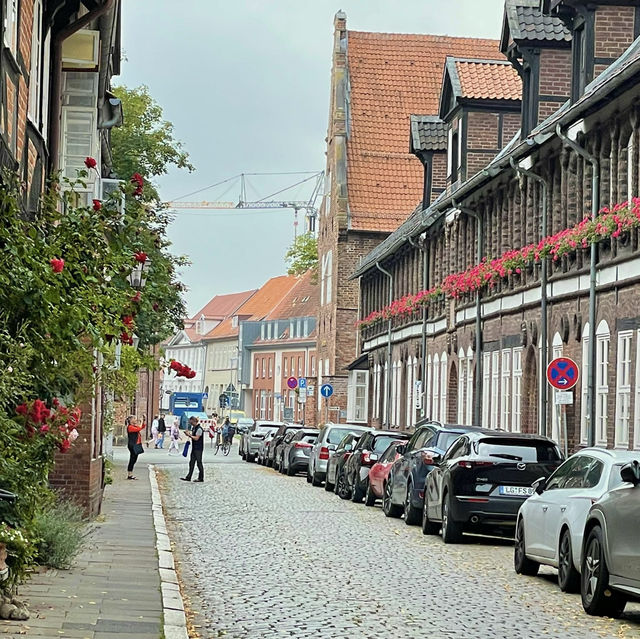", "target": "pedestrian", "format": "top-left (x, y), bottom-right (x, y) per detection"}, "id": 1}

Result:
top-left (181, 416), bottom-right (205, 482)
top-left (147, 417), bottom-right (158, 448)
top-left (167, 419), bottom-right (181, 455)
top-left (126, 415), bottom-right (145, 480)
top-left (157, 415), bottom-right (166, 449)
